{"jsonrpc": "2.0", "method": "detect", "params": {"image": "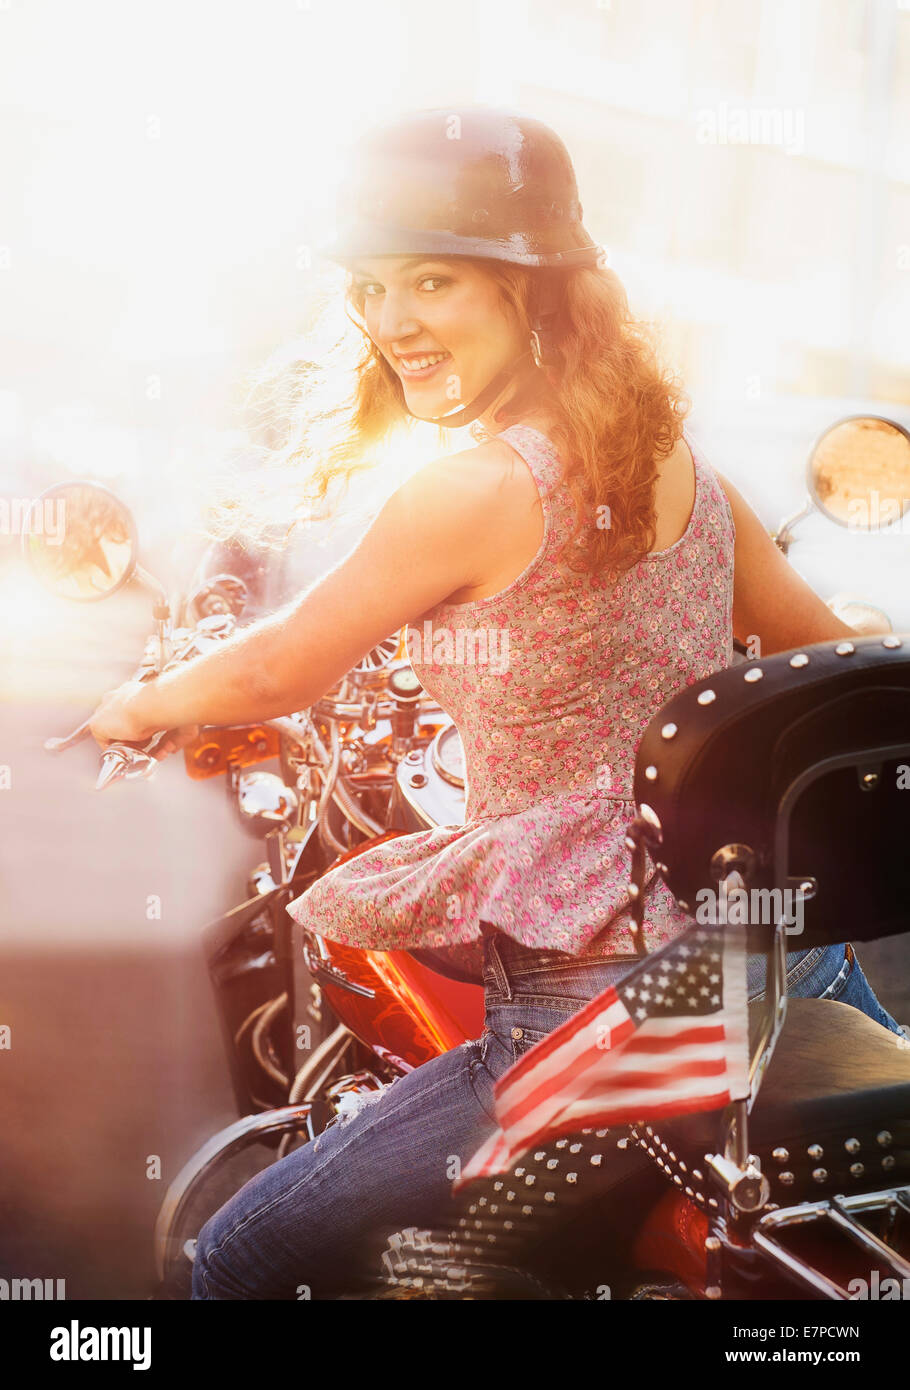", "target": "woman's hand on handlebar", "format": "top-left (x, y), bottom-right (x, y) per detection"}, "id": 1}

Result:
top-left (88, 679), bottom-right (198, 759)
